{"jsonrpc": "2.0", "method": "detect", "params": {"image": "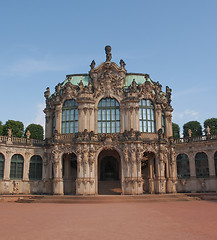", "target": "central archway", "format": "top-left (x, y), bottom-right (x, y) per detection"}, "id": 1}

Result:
top-left (62, 153), bottom-right (77, 195)
top-left (142, 152), bottom-right (156, 194)
top-left (98, 149), bottom-right (121, 195)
